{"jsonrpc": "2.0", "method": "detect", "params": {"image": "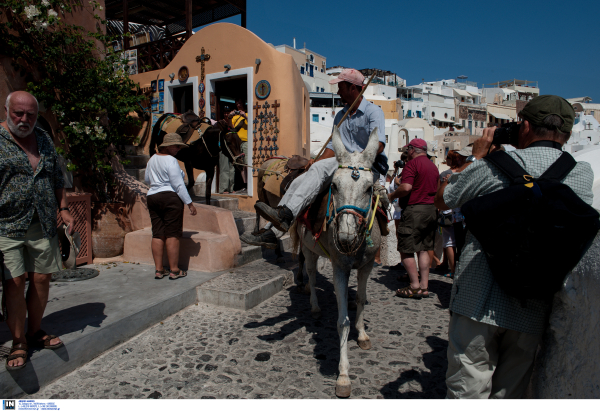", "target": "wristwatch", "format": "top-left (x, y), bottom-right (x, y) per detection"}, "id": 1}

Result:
top-left (465, 155), bottom-right (477, 163)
